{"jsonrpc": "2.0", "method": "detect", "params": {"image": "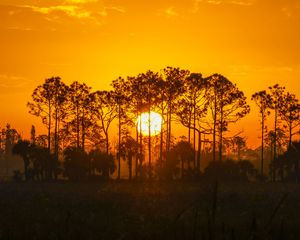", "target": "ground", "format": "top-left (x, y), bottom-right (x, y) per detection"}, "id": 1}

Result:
top-left (0, 181), bottom-right (299, 240)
